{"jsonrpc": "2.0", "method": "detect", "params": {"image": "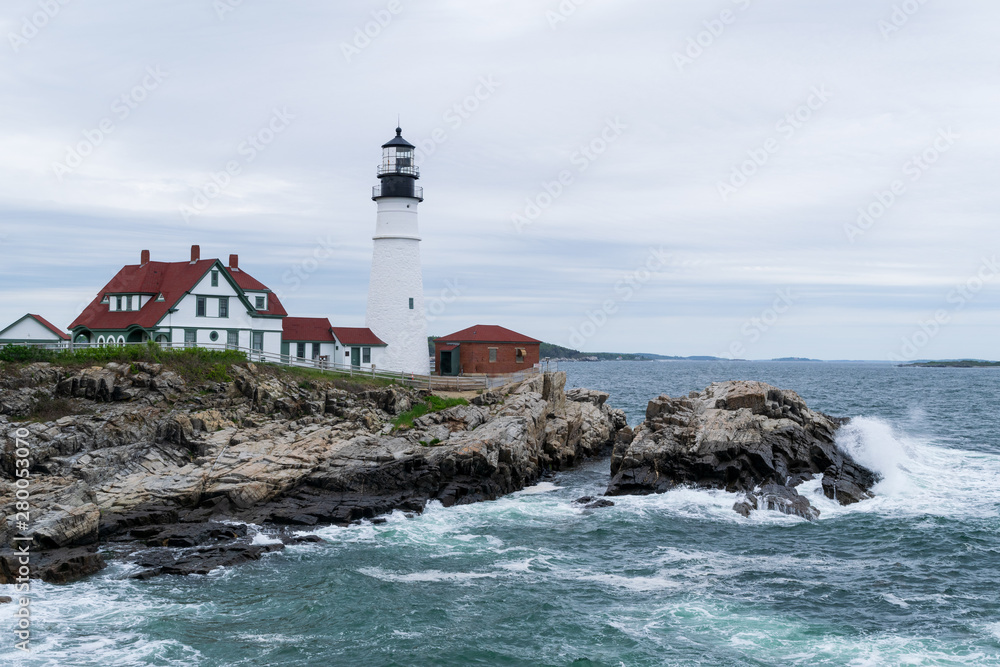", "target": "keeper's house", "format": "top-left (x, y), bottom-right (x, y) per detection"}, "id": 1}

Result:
top-left (282, 317), bottom-right (387, 369)
top-left (0, 314), bottom-right (70, 348)
top-left (434, 325), bottom-right (540, 376)
top-left (69, 246), bottom-right (287, 355)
